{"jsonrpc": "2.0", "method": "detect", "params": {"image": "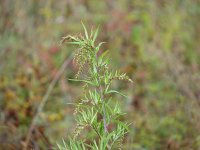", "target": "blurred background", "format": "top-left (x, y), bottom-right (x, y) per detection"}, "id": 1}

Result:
top-left (0, 0), bottom-right (200, 149)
